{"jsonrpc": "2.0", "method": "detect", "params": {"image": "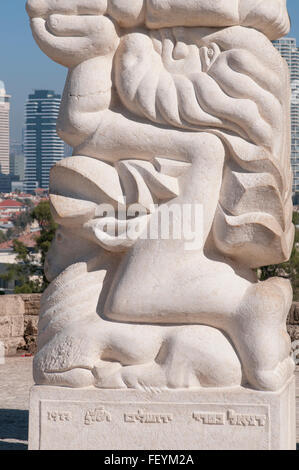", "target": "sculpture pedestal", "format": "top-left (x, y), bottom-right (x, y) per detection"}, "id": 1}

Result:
top-left (28, 379), bottom-right (296, 450)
